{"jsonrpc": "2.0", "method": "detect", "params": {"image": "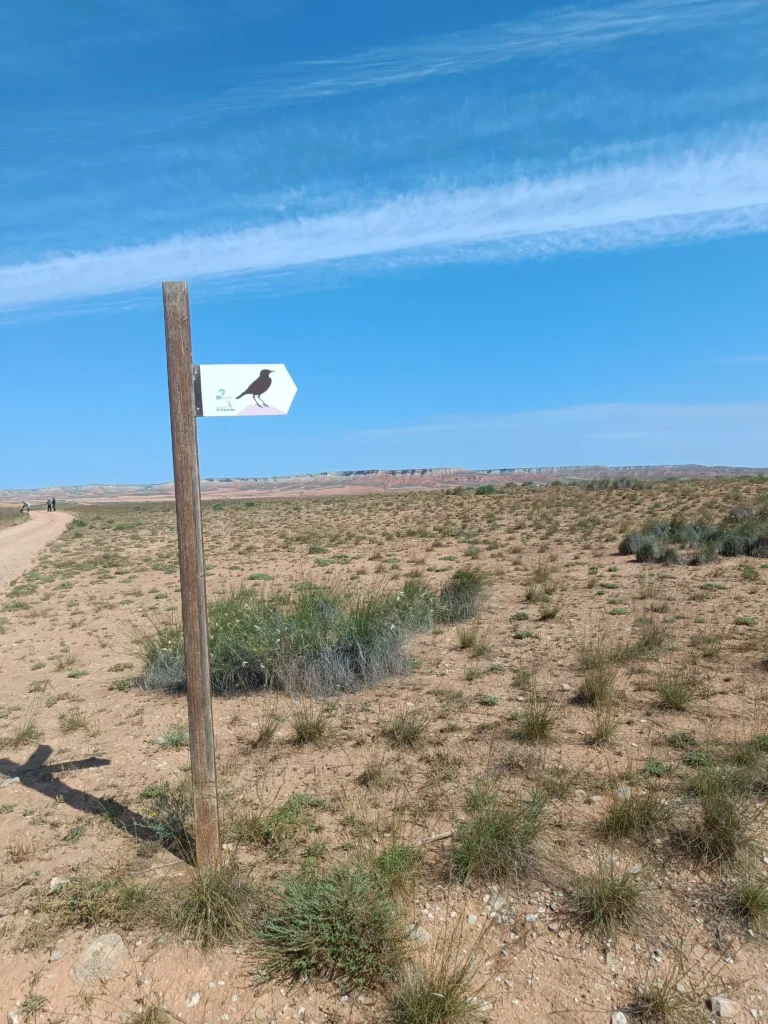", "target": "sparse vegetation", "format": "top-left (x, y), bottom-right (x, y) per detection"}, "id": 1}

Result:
top-left (136, 571), bottom-right (486, 696)
top-left (6, 481), bottom-right (768, 1018)
top-left (452, 783), bottom-right (546, 883)
top-left (165, 863), bottom-right (261, 947)
top-left (567, 862), bottom-right (648, 937)
top-left (258, 863), bottom-right (406, 990)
